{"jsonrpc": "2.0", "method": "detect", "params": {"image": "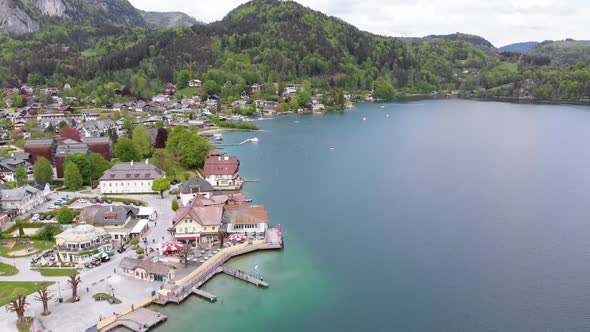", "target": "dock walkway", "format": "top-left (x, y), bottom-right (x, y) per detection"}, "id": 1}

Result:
top-left (98, 308), bottom-right (167, 332)
top-left (192, 288), bottom-right (218, 301)
top-left (223, 265), bottom-right (269, 287)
